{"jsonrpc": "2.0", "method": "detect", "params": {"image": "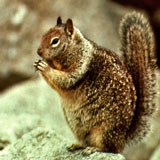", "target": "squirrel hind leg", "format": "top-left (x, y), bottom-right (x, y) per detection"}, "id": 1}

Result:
top-left (88, 126), bottom-right (127, 153)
